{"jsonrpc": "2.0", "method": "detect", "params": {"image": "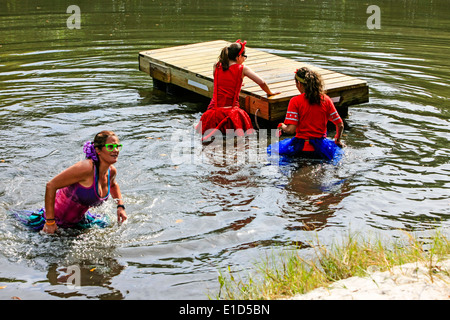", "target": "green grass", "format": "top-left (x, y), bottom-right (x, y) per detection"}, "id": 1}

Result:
top-left (213, 230), bottom-right (450, 300)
